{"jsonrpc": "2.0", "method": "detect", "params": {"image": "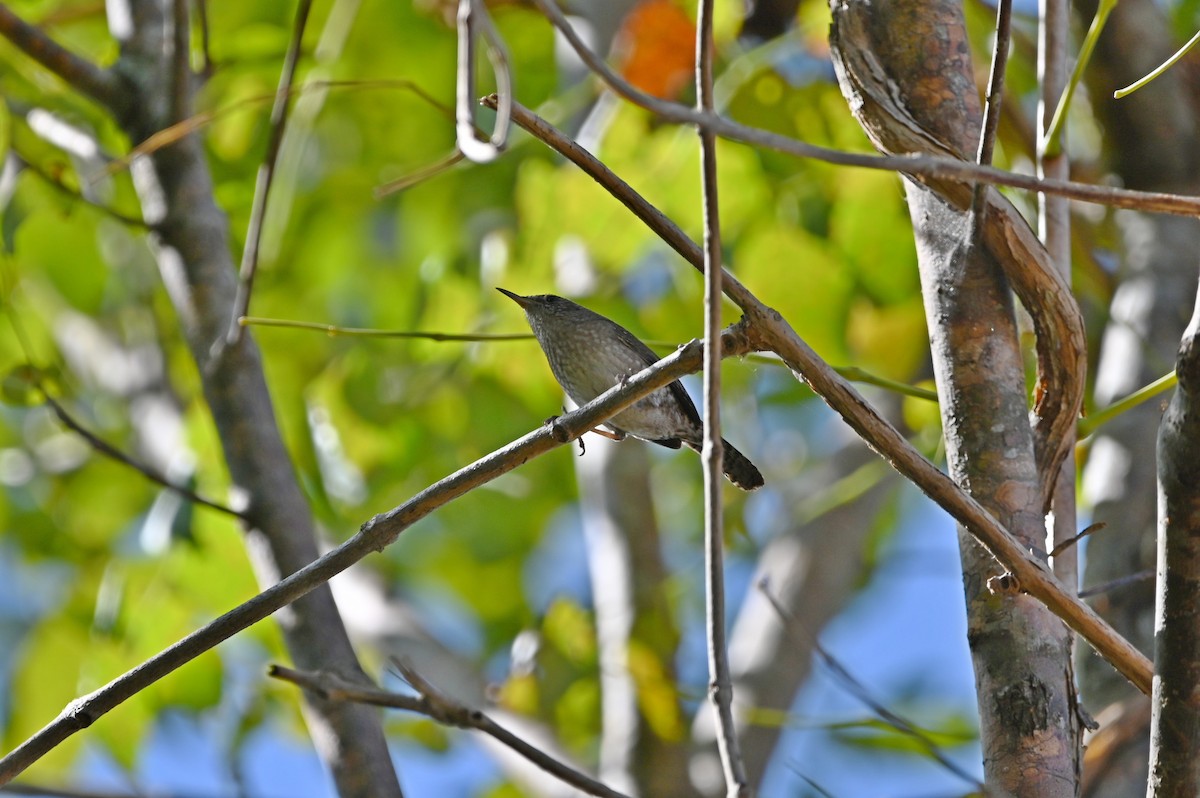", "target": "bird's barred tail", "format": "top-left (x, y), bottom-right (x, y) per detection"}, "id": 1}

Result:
top-left (684, 438), bottom-right (764, 491)
top-left (721, 439), bottom-right (764, 491)
top-left (681, 436), bottom-right (763, 492)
